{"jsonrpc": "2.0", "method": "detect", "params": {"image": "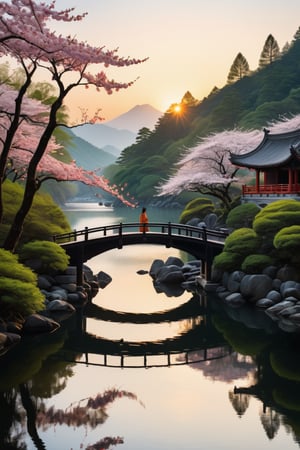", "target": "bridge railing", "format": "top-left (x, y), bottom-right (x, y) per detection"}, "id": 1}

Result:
top-left (53, 222), bottom-right (229, 244)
